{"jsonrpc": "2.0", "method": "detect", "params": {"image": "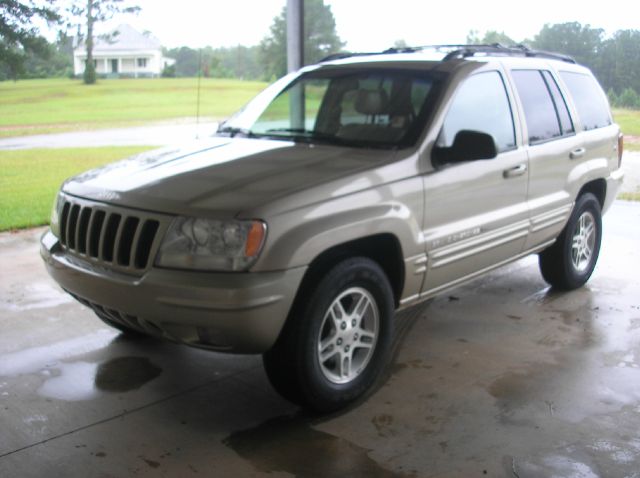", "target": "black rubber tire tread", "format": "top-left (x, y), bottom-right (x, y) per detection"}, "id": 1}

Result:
top-left (263, 257), bottom-right (395, 413)
top-left (539, 192), bottom-right (602, 290)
